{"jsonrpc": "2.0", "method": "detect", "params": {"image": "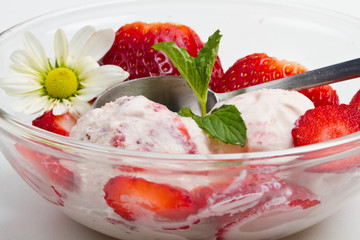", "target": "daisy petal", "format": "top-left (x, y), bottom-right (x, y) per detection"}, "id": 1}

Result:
top-left (54, 29), bottom-right (69, 67)
top-left (1, 73), bottom-right (42, 85)
top-left (0, 75), bottom-right (43, 95)
top-left (23, 32), bottom-right (51, 73)
top-left (80, 28), bottom-right (115, 61)
top-left (75, 56), bottom-right (100, 80)
top-left (12, 95), bottom-right (48, 114)
top-left (81, 64), bottom-right (129, 89)
top-left (52, 101), bottom-right (69, 115)
top-left (76, 87), bottom-right (102, 101)
top-left (43, 98), bottom-right (58, 112)
top-left (68, 97), bottom-right (91, 116)
top-left (11, 63), bottom-right (40, 77)
top-left (24, 96), bottom-right (50, 114)
top-left (69, 26), bottom-right (96, 62)
top-left (10, 50), bottom-right (28, 64)
top-left (10, 50), bottom-right (39, 75)
top-left (12, 99), bottom-right (31, 113)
